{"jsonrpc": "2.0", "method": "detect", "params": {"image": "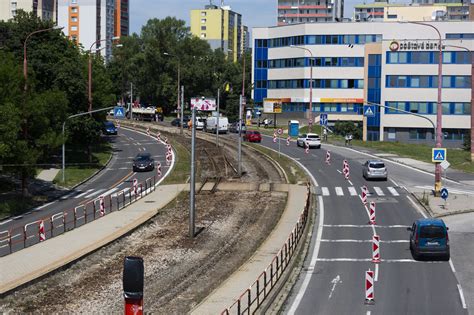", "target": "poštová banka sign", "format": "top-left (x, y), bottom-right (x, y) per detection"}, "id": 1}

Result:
top-left (389, 40), bottom-right (441, 52)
